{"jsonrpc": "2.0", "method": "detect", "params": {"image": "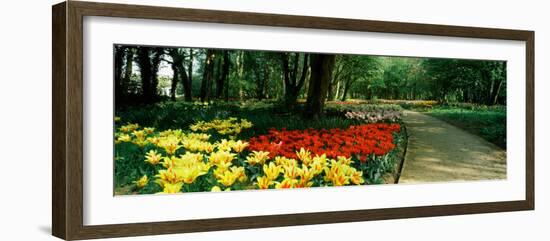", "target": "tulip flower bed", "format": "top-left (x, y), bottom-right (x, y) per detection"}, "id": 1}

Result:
top-left (114, 116), bottom-right (405, 195)
top-left (325, 103), bottom-right (403, 123)
top-left (248, 124), bottom-right (400, 160)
